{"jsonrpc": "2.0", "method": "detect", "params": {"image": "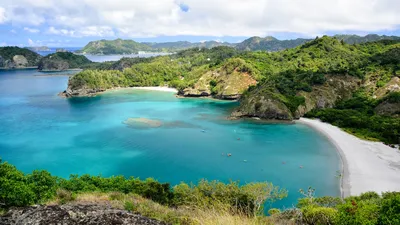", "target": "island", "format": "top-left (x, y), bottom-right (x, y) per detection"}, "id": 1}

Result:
top-left (38, 52), bottom-right (93, 71)
top-left (0, 47), bottom-right (42, 69)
